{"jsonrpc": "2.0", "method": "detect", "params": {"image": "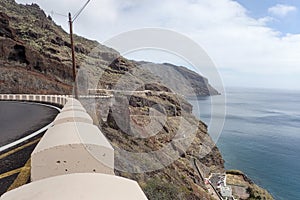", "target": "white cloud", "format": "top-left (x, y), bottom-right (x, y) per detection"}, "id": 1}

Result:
top-left (257, 16), bottom-right (274, 25)
top-left (15, 0), bottom-right (300, 89)
top-left (268, 4), bottom-right (297, 17)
